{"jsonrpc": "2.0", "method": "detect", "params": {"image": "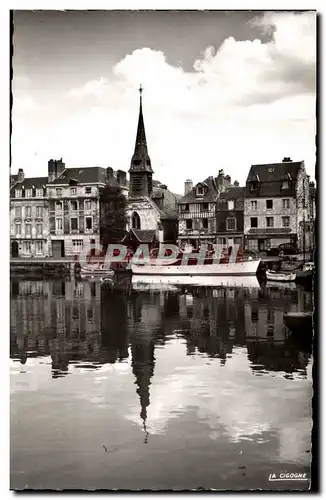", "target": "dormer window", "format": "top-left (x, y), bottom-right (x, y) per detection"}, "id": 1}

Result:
top-left (281, 180), bottom-right (289, 190)
top-left (196, 186), bottom-right (204, 196)
top-left (228, 200), bottom-right (234, 210)
top-left (249, 181), bottom-right (259, 191)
